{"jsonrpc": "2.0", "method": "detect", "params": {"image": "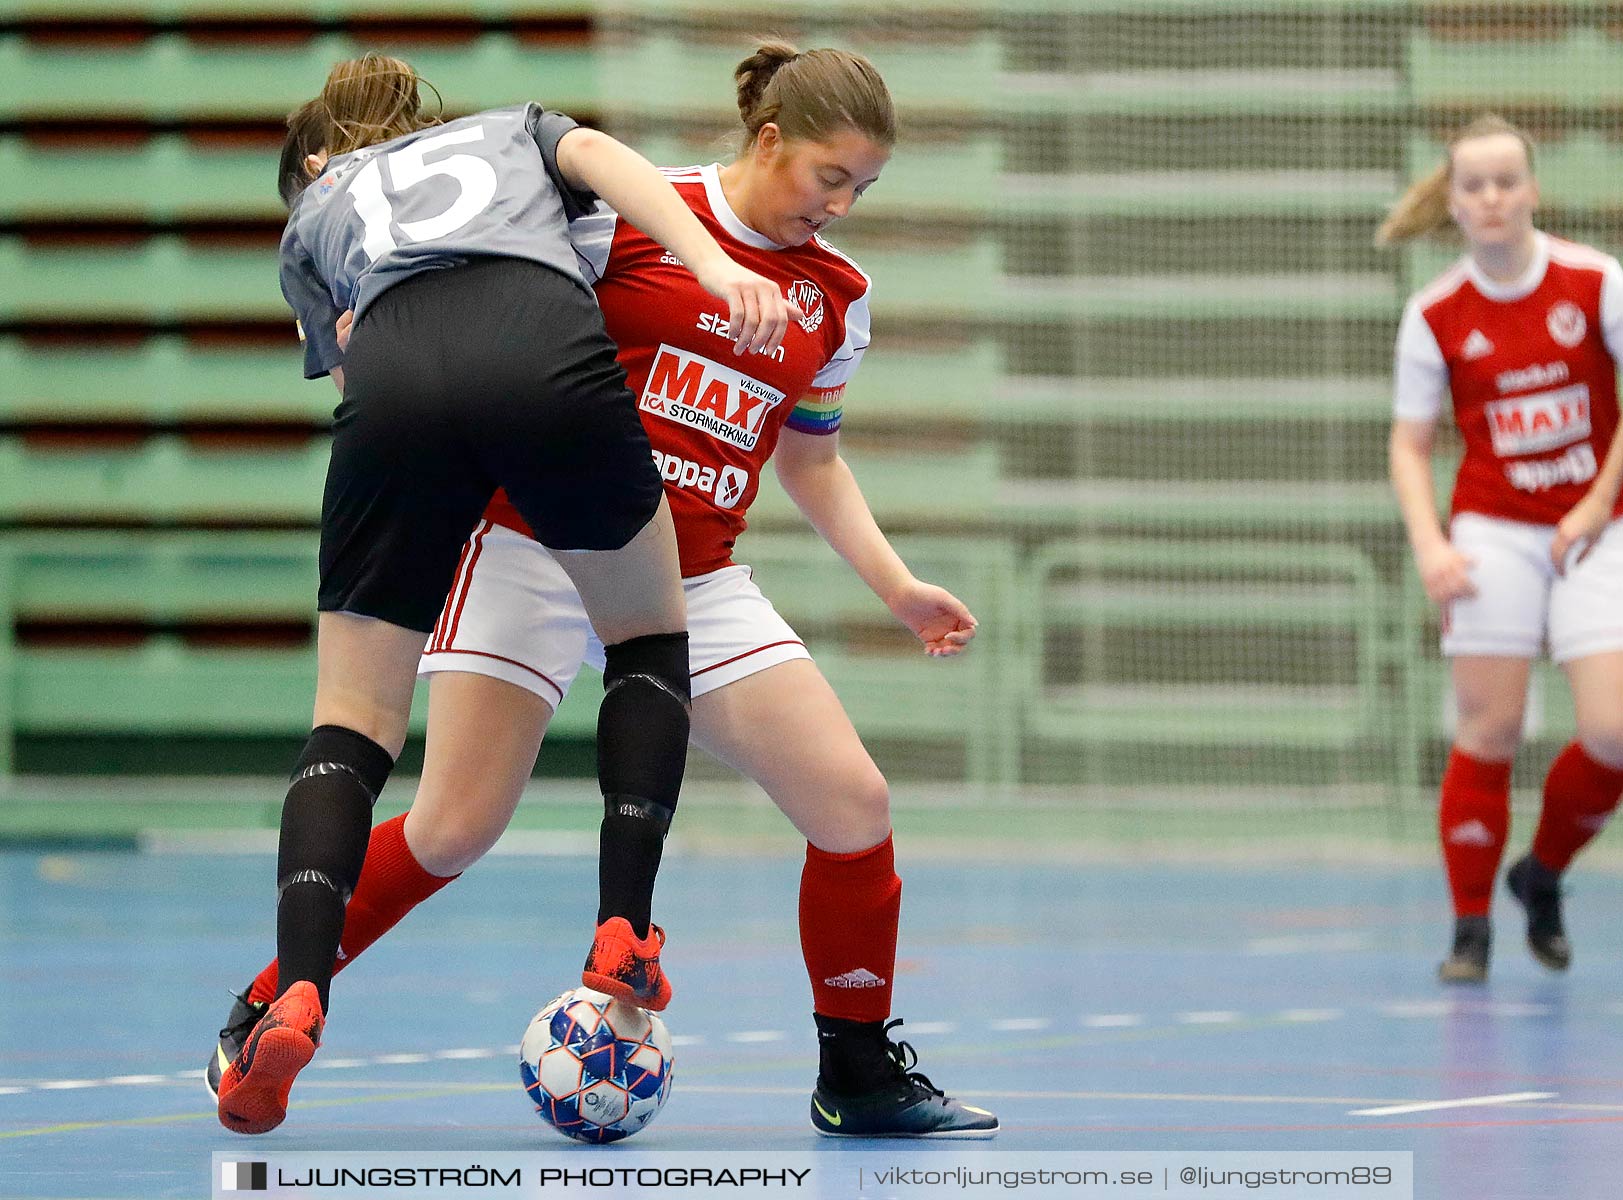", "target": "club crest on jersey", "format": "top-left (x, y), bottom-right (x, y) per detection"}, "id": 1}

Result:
top-left (1484, 384), bottom-right (1591, 457)
top-left (788, 280), bottom-right (825, 333)
top-left (640, 344), bottom-right (785, 450)
top-left (1547, 301), bottom-right (1587, 348)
